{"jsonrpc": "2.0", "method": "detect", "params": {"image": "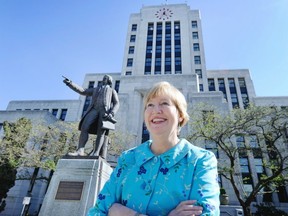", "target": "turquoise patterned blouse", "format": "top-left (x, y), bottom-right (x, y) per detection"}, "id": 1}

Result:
top-left (88, 139), bottom-right (220, 216)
